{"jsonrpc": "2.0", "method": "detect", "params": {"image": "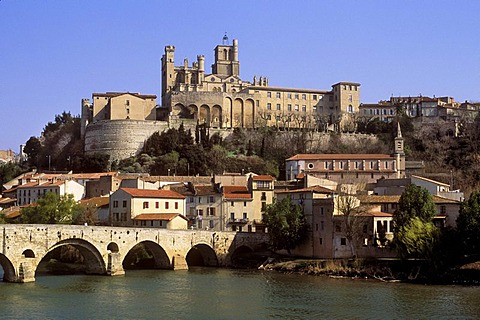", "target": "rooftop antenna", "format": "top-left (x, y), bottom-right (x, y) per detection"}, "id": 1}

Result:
top-left (222, 32), bottom-right (229, 45)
